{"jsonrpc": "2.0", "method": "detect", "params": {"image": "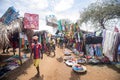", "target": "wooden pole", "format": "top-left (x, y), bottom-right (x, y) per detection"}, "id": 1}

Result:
top-left (19, 32), bottom-right (22, 65)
